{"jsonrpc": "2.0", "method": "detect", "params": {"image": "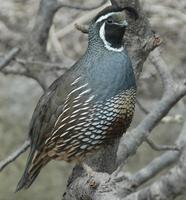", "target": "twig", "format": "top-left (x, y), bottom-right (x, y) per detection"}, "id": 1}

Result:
top-left (0, 140), bottom-right (30, 172)
top-left (15, 57), bottom-right (68, 76)
top-left (75, 24), bottom-right (89, 34)
top-left (145, 137), bottom-right (179, 151)
top-left (2, 68), bottom-right (47, 91)
top-left (0, 47), bottom-right (20, 70)
top-left (136, 99), bottom-right (149, 114)
top-left (49, 25), bottom-right (65, 61)
top-left (149, 48), bottom-right (174, 92)
top-left (2, 69), bottom-right (28, 76)
top-left (124, 114), bottom-right (186, 200)
top-left (130, 112), bottom-right (186, 188)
